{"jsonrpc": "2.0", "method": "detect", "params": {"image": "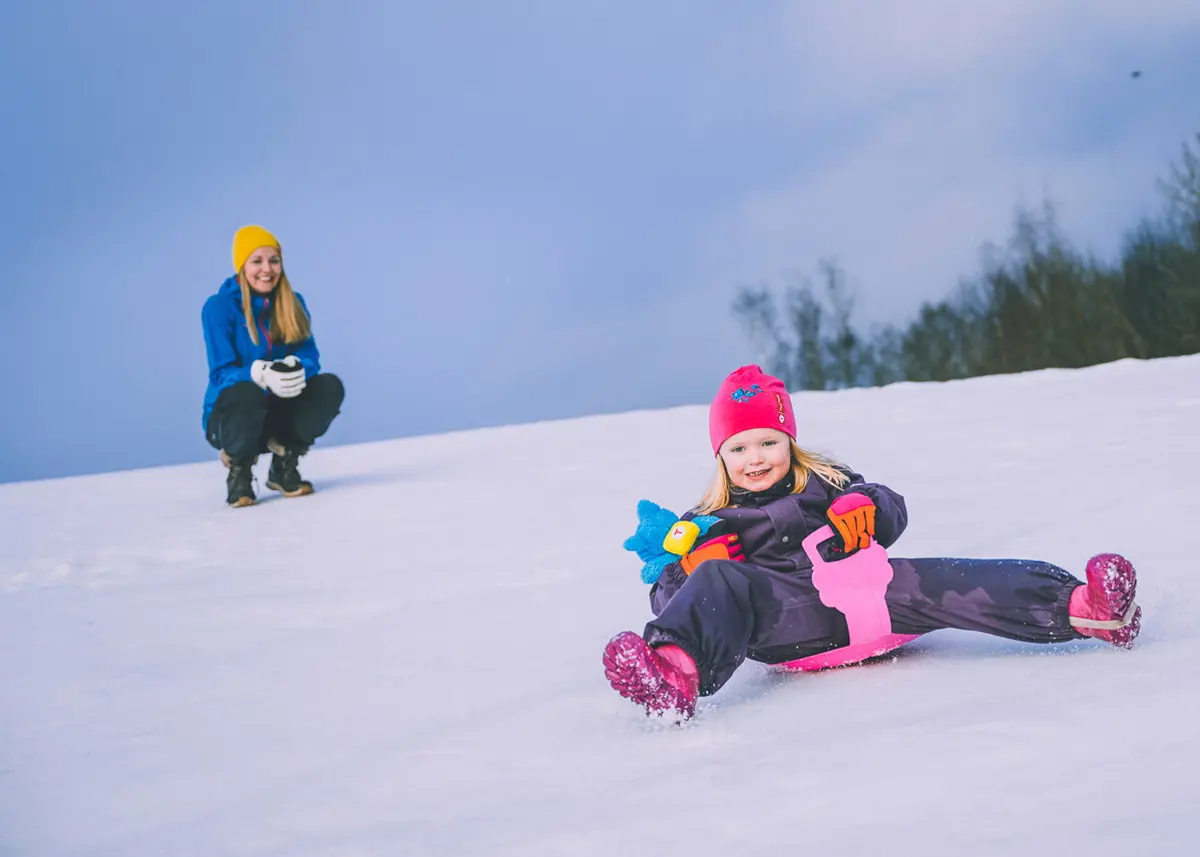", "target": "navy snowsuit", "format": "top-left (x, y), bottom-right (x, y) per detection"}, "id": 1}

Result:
top-left (645, 470), bottom-right (1084, 695)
